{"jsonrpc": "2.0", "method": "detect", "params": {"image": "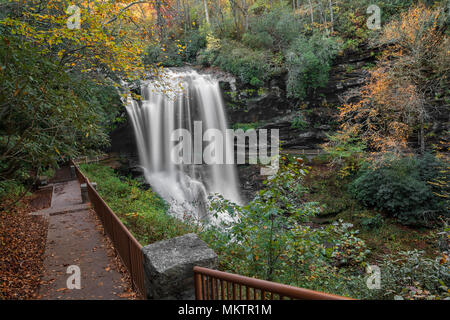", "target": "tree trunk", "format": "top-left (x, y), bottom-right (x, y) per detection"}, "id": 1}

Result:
top-left (329, 0), bottom-right (334, 32)
top-left (241, 0), bottom-right (249, 31)
top-left (155, 0), bottom-right (164, 41)
top-left (419, 112), bottom-right (425, 154)
top-left (203, 0), bottom-right (210, 24)
top-left (308, 0), bottom-right (314, 23)
top-left (182, 0), bottom-right (190, 31)
top-left (317, 0), bottom-right (326, 25)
